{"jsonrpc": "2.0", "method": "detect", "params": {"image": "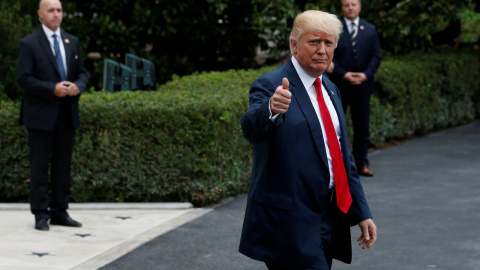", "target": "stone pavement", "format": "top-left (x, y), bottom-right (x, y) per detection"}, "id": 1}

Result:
top-left (0, 203), bottom-right (210, 270)
top-left (1, 121), bottom-right (479, 270)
